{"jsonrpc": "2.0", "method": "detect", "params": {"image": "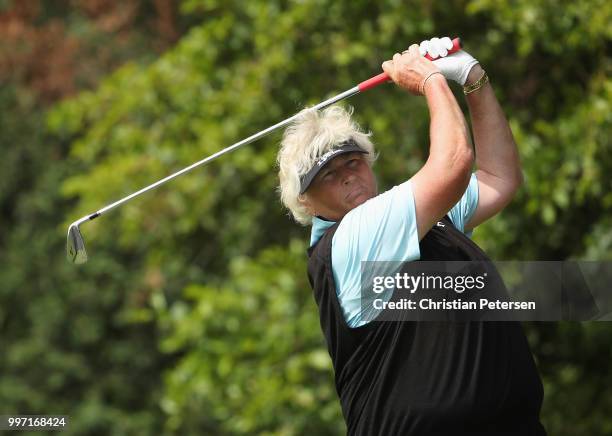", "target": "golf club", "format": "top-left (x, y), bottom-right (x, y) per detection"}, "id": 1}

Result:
top-left (66, 37), bottom-right (462, 264)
